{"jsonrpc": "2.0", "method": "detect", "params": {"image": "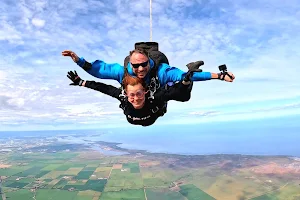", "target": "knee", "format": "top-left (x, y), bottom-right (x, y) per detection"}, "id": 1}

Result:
top-left (181, 93), bottom-right (191, 102)
top-left (177, 91), bottom-right (191, 102)
top-left (181, 84), bottom-right (193, 102)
